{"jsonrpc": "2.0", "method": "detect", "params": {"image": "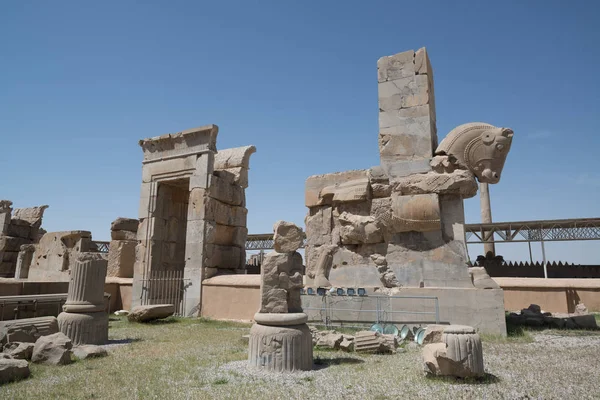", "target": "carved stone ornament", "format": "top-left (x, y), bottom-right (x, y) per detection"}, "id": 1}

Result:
top-left (436, 122), bottom-right (514, 184)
